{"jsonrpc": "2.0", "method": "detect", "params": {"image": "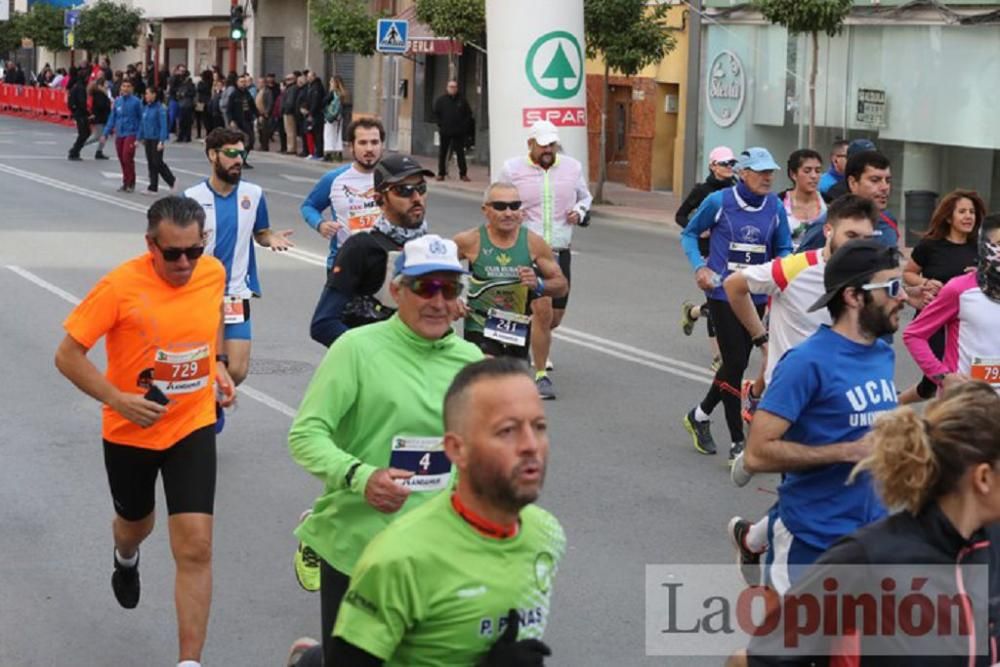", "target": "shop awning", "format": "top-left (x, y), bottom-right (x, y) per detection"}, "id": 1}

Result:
top-left (395, 5), bottom-right (463, 56)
